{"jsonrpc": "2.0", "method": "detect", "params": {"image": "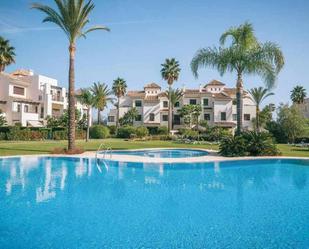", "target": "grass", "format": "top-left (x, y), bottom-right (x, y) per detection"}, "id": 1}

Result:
top-left (0, 139), bottom-right (307, 157)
